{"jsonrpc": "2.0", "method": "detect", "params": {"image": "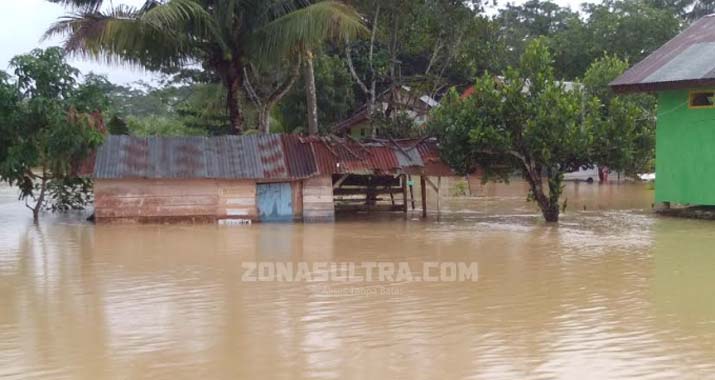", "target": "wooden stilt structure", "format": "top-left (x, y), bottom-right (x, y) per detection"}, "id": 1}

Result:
top-left (408, 175), bottom-right (416, 210)
top-left (402, 174), bottom-right (408, 213)
top-left (420, 175), bottom-right (427, 217)
top-left (422, 176), bottom-right (442, 217)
